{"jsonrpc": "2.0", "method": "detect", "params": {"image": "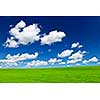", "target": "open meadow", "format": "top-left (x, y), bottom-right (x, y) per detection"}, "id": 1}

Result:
top-left (0, 66), bottom-right (100, 83)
